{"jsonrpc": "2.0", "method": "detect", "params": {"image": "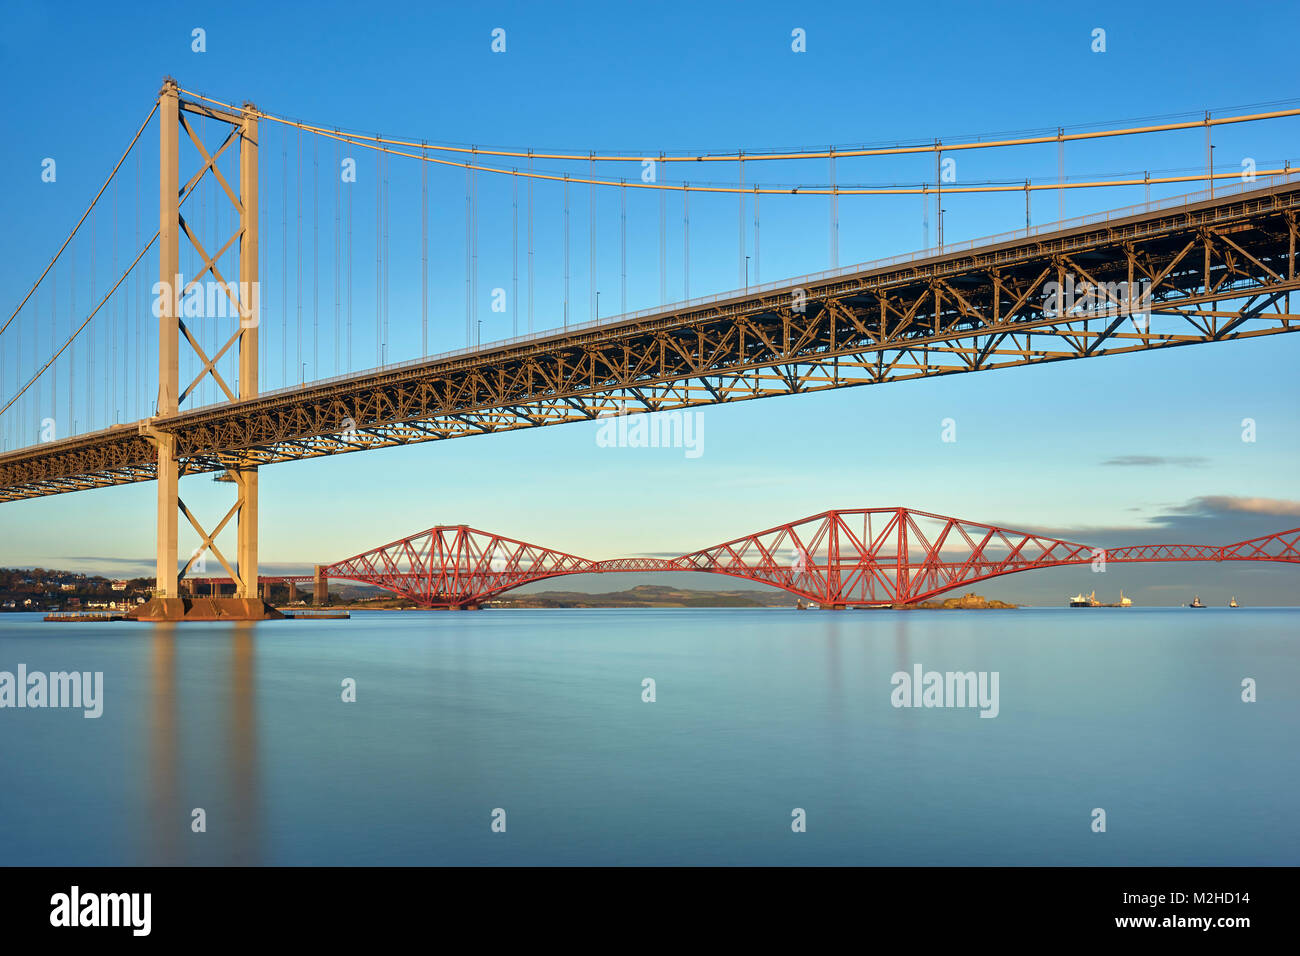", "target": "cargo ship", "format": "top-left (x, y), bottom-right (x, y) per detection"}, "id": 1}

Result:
top-left (1189, 595), bottom-right (1205, 608)
top-left (1069, 590), bottom-right (1132, 607)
